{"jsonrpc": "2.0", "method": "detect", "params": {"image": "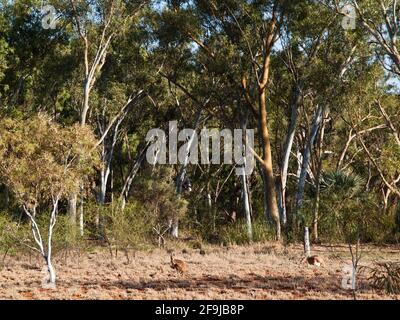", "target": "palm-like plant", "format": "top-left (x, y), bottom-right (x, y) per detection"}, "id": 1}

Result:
top-left (321, 170), bottom-right (365, 200)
